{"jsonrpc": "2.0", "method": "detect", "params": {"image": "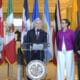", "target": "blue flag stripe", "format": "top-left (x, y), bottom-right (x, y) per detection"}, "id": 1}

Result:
top-left (24, 0), bottom-right (29, 20)
top-left (43, 0), bottom-right (53, 62)
top-left (32, 0), bottom-right (39, 22)
top-left (44, 0), bottom-right (51, 27)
